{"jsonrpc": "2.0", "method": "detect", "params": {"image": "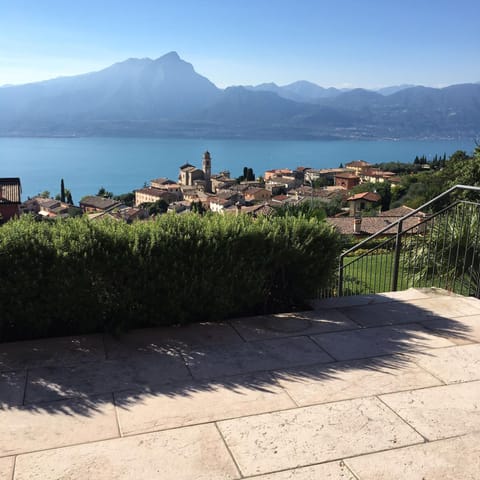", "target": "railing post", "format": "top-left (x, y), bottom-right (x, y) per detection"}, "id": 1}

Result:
top-left (338, 256), bottom-right (344, 297)
top-left (391, 220), bottom-right (403, 291)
